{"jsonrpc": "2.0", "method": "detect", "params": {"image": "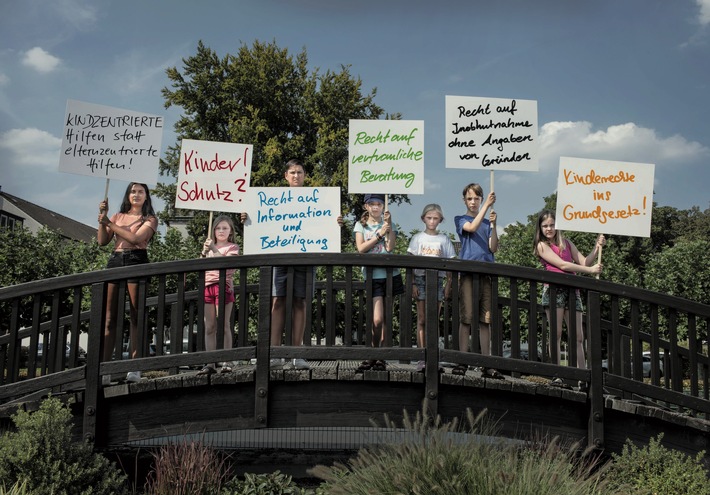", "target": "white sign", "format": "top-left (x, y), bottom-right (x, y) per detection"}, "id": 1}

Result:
top-left (243, 187), bottom-right (341, 254)
top-left (445, 95), bottom-right (538, 171)
top-left (348, 119), bottom-right (424, 194)
top-left (555, 157), bottom-right (655, 237)
top-left (175, 139), bottom-right (253, 213)
top-left (59, 99), bottom-right (163, 184)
